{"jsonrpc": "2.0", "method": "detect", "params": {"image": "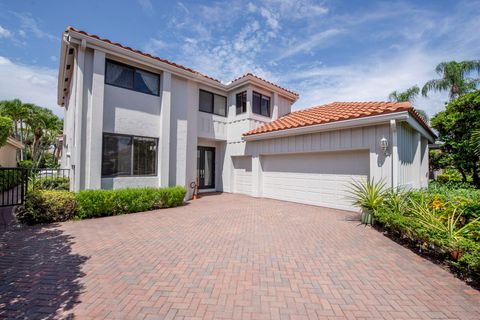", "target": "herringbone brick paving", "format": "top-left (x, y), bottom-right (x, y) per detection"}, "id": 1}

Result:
top-left (1, 193), bottom-right (479, 319)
